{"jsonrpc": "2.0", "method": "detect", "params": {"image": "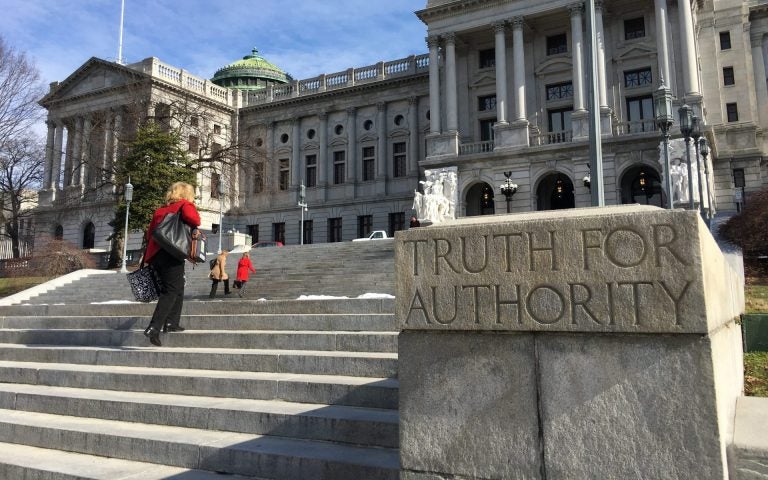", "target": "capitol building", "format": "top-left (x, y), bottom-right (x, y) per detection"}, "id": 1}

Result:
top-left (33, 0), bottom-right (768, 255)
